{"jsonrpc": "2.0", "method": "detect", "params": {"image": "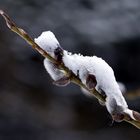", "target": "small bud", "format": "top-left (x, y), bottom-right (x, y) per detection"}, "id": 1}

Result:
top-left (112, 113), bottom-right (124, 122)
top-left (86, 74), bottom-right (97, 89)
top-left (133, 111), bottom-right (140, 121)
top-left (53, 76), bottom-right (70, 87)
top-left (54, 47), bottom-right (63, 62)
